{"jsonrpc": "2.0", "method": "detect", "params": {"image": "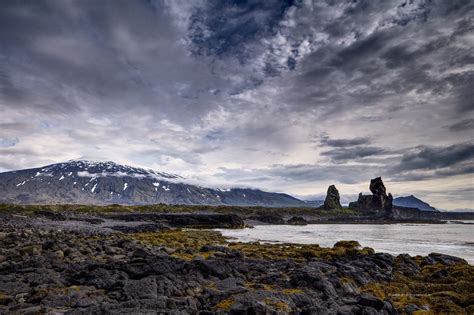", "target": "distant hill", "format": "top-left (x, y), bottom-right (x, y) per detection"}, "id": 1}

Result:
top-left (304, 199), bottom-right (325, 207)
top-left (0, 160), bottom-right (307, 207)
top-left (393, 195), bottom-right (438, 211)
